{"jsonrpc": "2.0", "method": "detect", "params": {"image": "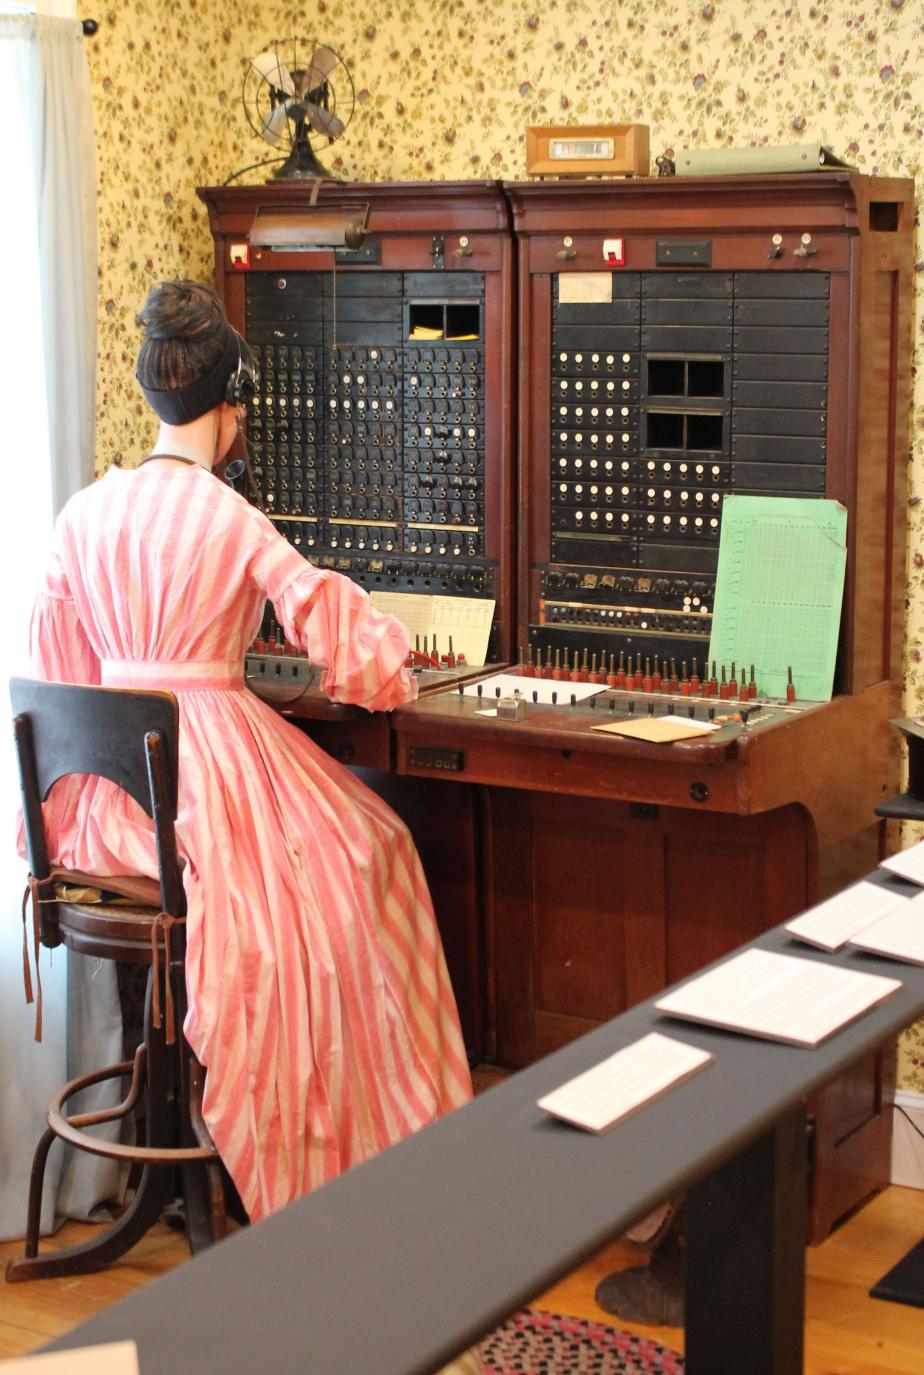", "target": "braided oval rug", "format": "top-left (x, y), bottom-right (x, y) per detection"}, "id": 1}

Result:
top-left (479, 1308), bottom-right (684, 1374)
